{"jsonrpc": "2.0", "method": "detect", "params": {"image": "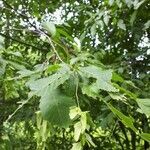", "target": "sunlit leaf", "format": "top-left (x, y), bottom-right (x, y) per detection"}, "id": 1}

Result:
top-left (42, 21), bottom-right (56, 37)
top-left (85, 133), bottom-right (96, 147)
top-left (81, 112), bottom-right (87, 133)
top-left (80, 65), bottom-right (118, 92)
top-left (143, 20), bottom-right (150, 30)
top-left (71, 142), bottom-right (82, 150)
top-left (0, 35), bottom-right (4, 49)
top-left (69, 106), bottom-right (80, 120)
top-left (117, 19), bottom-right (126, 30)
top-left (140, 133), bottom-right (150, 142)
top-left (74, 122), bottom-right (82, 141)
top-left (134, 0), bottom-right (146, 9)
top-left (136, 99), bottom-right (150, 116)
